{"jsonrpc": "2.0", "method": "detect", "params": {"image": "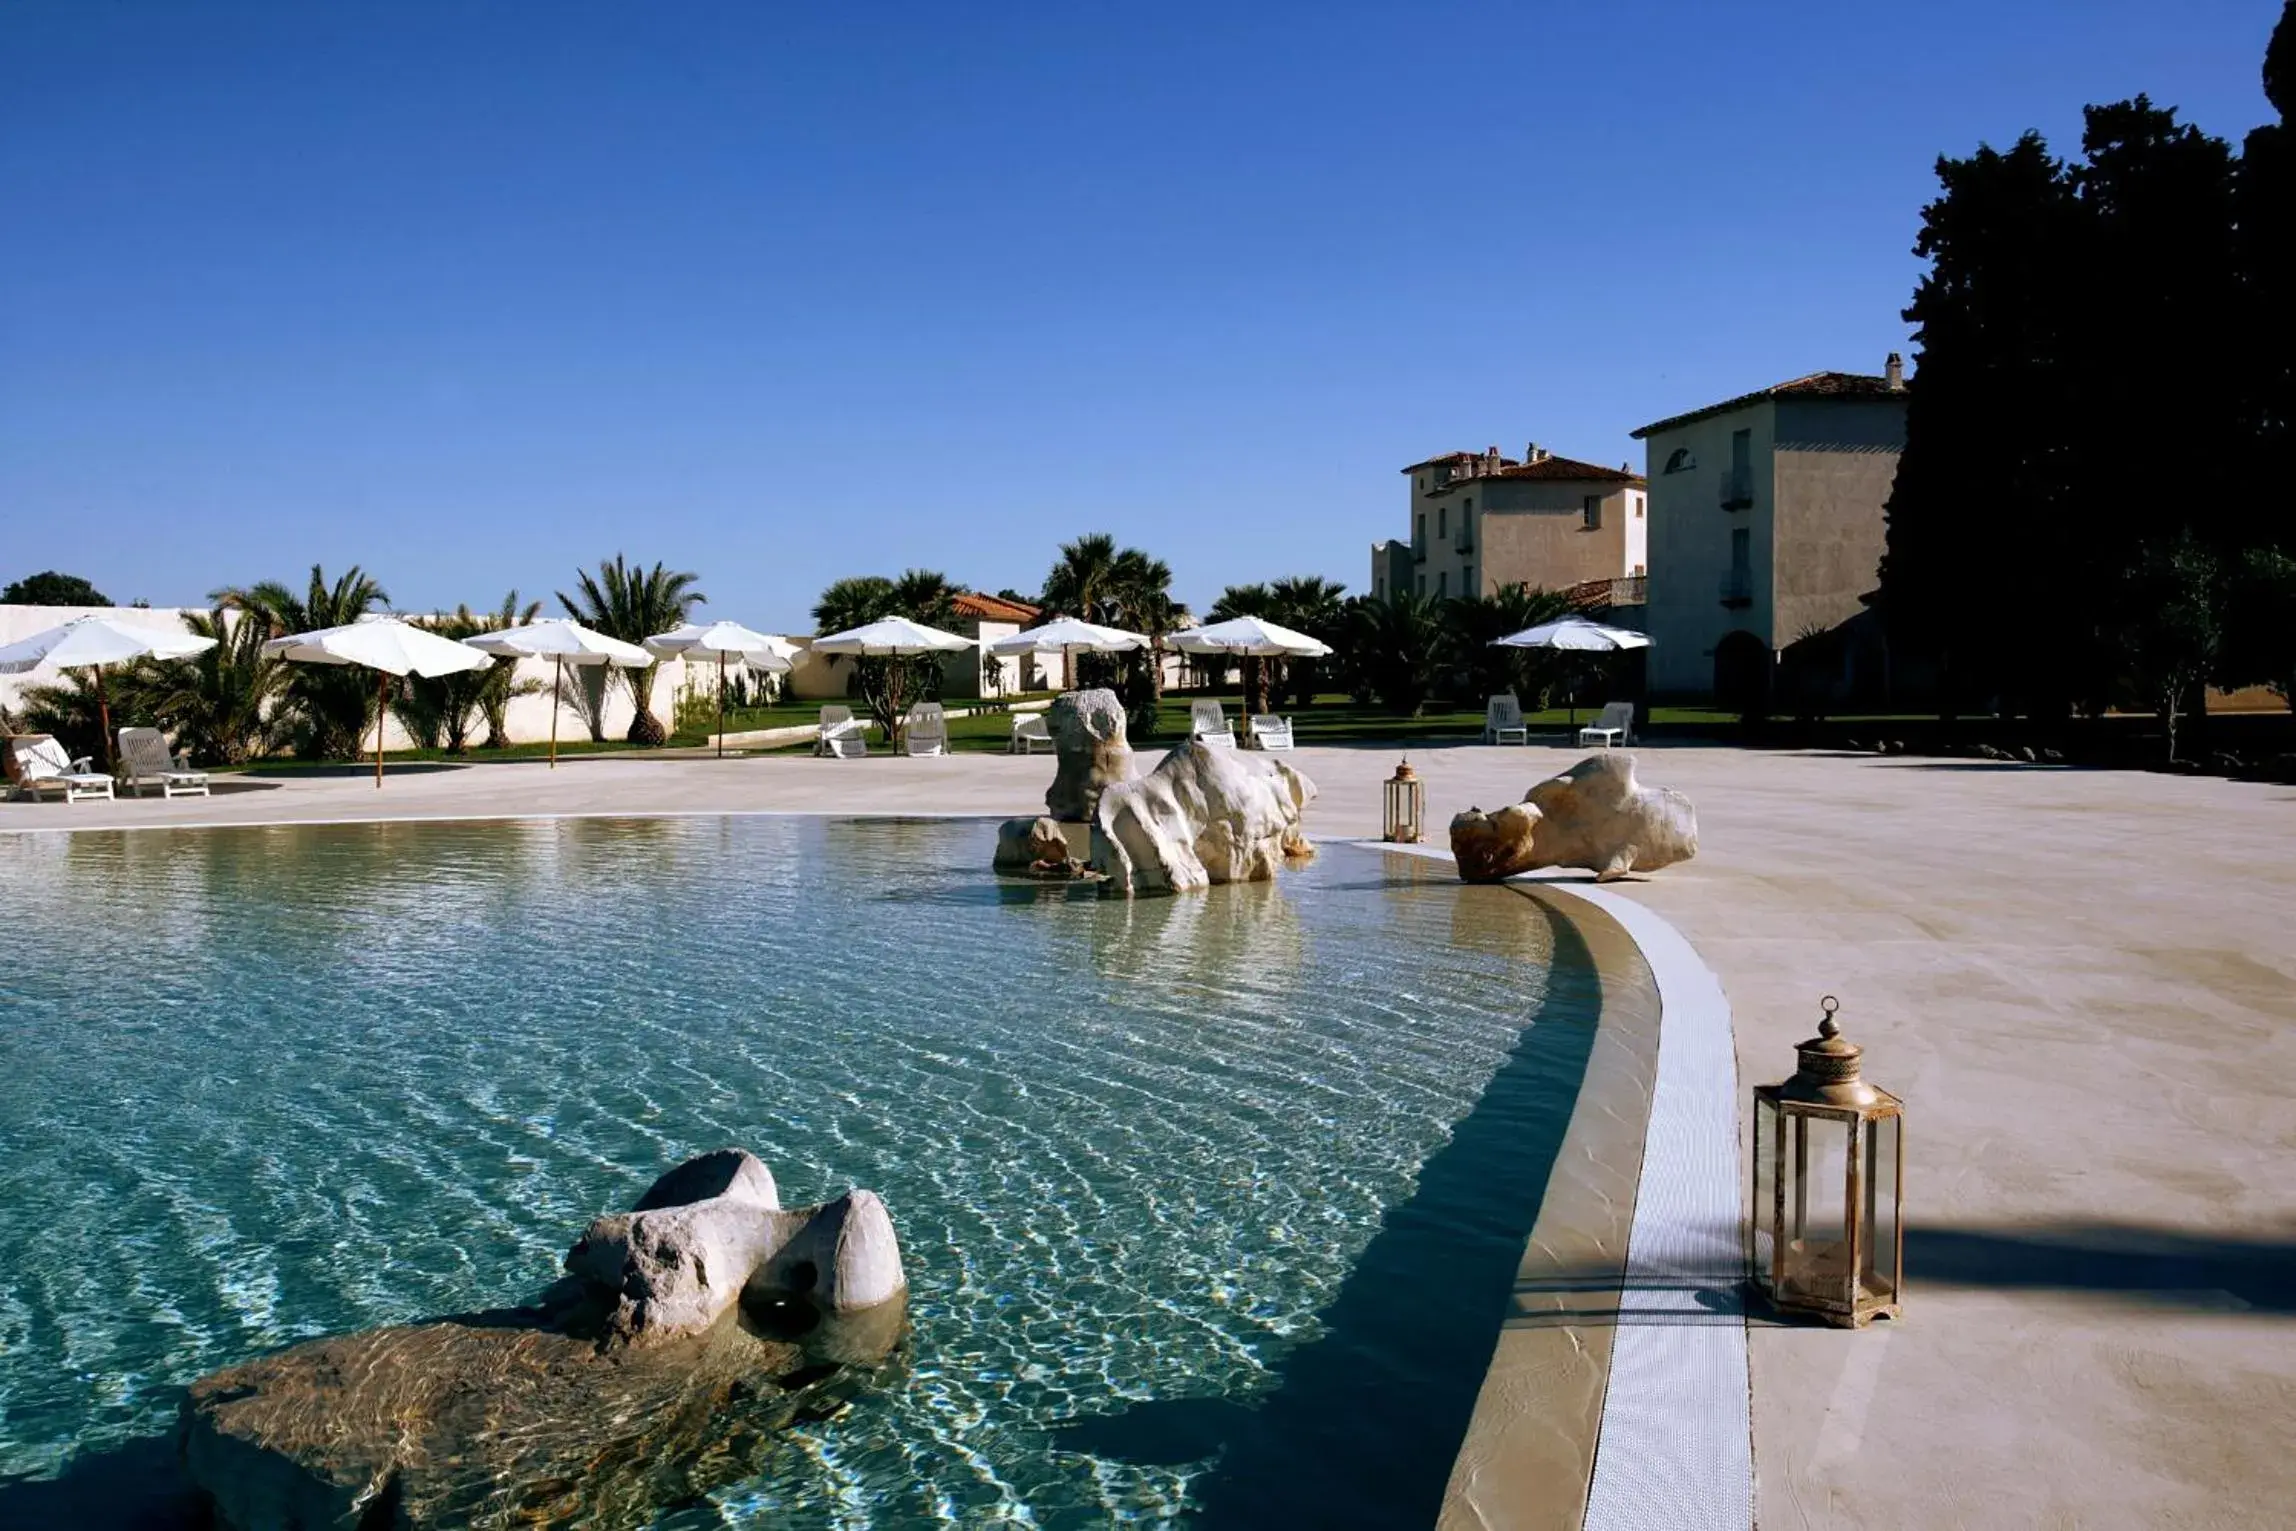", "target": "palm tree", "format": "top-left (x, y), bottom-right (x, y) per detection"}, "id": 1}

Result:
top-left (137, 607), bottom-right (287, 765)
top-left (18, 669), bottom-right (122, 763)
top-left (1346, 591), bottom-right (1449, 716)
top-left (1443, 582), bottom-right (1575, 708)
top-left (1207, 582), bottom-right (1277, 715)
top-left (557, 556), bottom-right (706, 746)
top-left (811, 569), bottom-right (964, 741)
top-left (217, 565), bottom-right (389, 759)
top-left (1265, 575), bottom-right (1348, 709)
top-left (1106, 548), bottom-right (1185, 737)
top-left (1038, 533), bottom-right (1123, 688)
top-left (403, 592), bottom-right (544, 753)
